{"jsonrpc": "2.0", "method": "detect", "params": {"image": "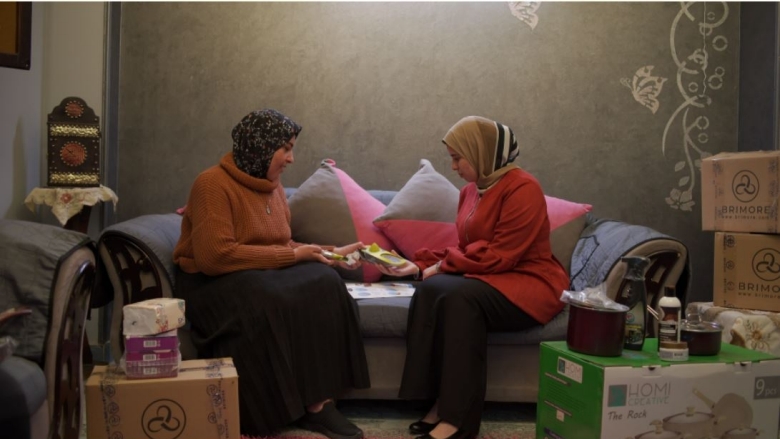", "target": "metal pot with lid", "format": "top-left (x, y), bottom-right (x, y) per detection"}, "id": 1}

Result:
top-left (567, 302), bottom-right (627, 357)
top-left (633, 420), bottom-right (685, 439)
top-left (680, 313), bottom-right (723, 355)
top-left (722, 426), bottom-right (761, 439)
top-left (693, 388), bottom-right (754, 436)
top-left (662, 406), bottom-right (716, 439)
